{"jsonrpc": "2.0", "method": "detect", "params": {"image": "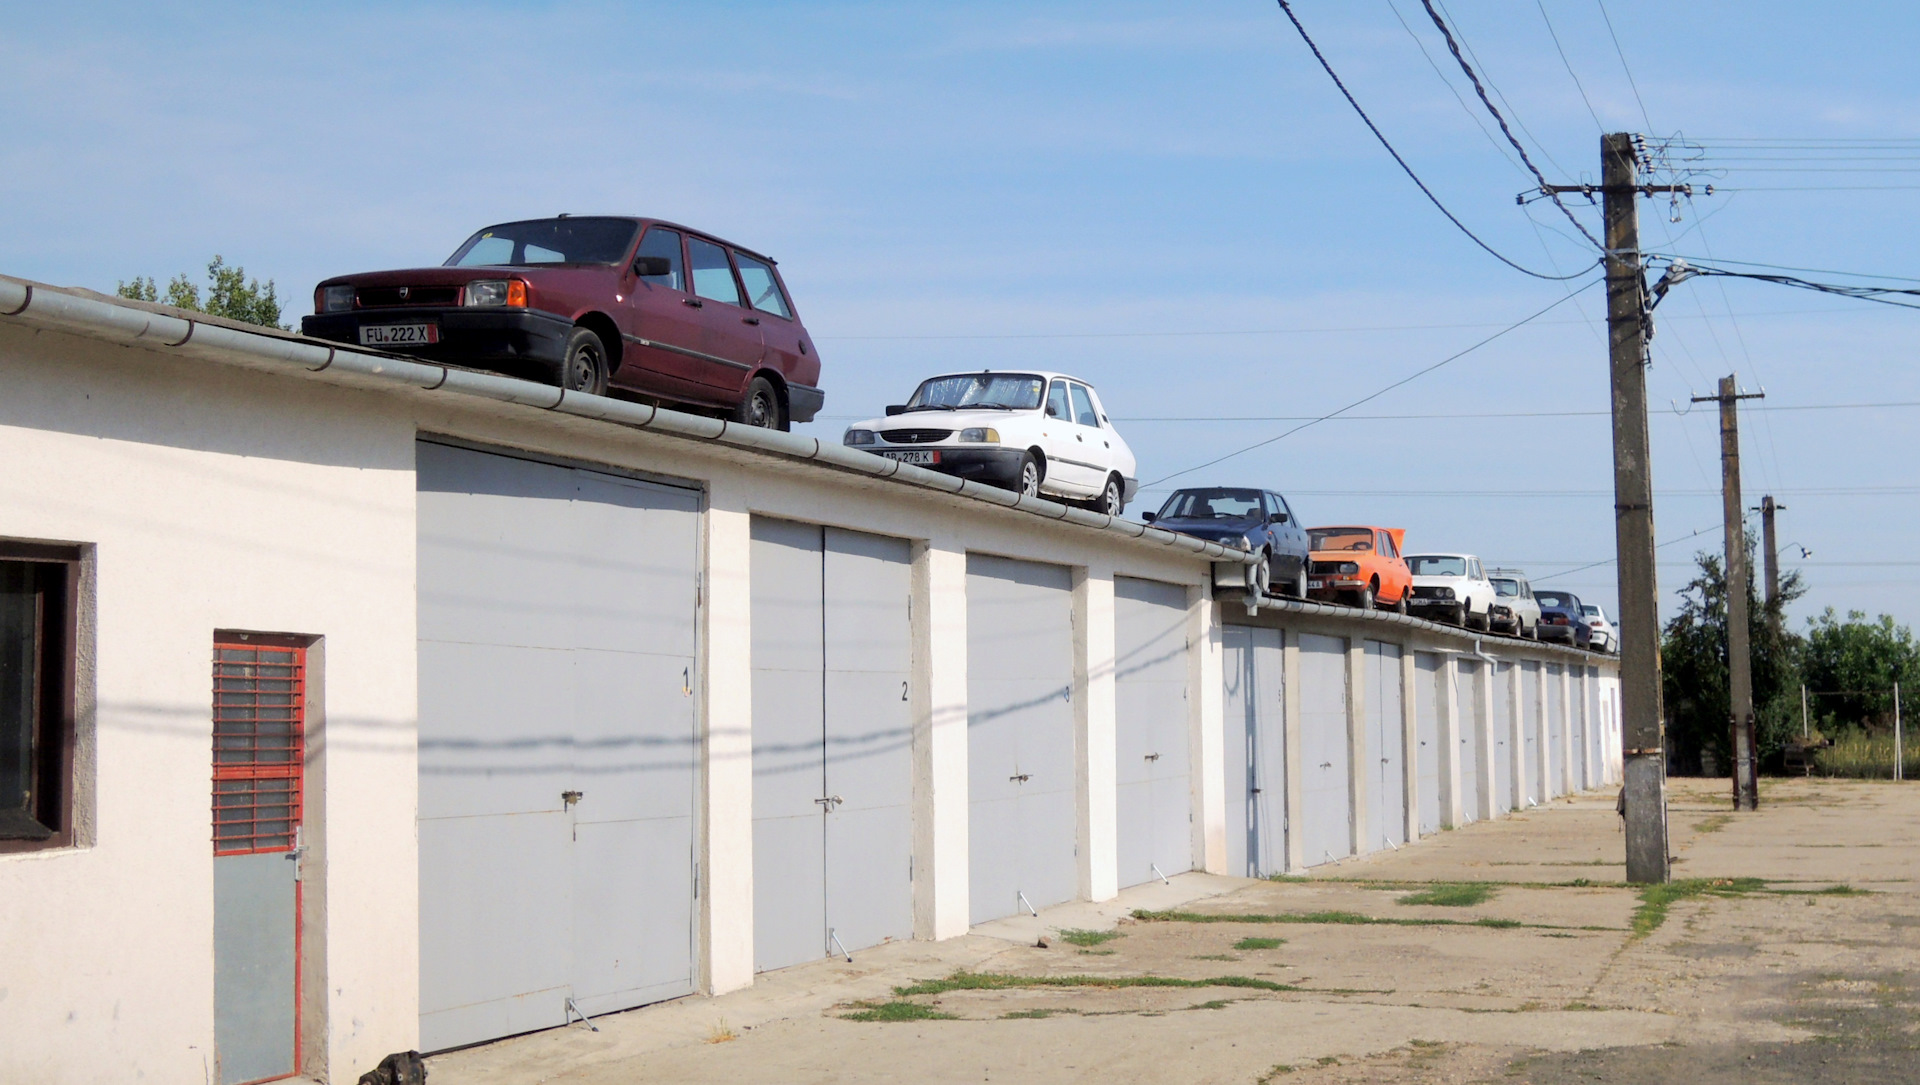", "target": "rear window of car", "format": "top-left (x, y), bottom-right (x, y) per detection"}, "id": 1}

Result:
top-left (733, 252), bottom-right (792, 319)
top-left (446, 217), bottom-right (639, 267)
top-left (1310, 528), bottom-right (1372, 552)
top-left (1537, 592), bottom-right (1577, 608)
top-left (907, 373), bottom-right (1045, 411)
top-left (1160, 489), bottom-right (1264, 520)
top-left (1069, 384), bottom-right (1099, 426)
top-left (1407, 556), bottom-right (1467, 576)
top-left (1582, 605), bottom-right (1600, 616)
top-left (1491, 578), bottom-right (1521, 596)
